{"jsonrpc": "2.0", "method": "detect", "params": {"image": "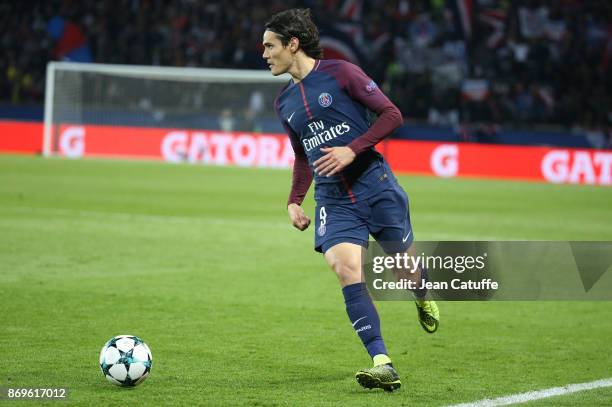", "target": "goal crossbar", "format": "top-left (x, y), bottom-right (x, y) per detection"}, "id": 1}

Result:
top-left (43, 61), bottom-right (289, 157)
